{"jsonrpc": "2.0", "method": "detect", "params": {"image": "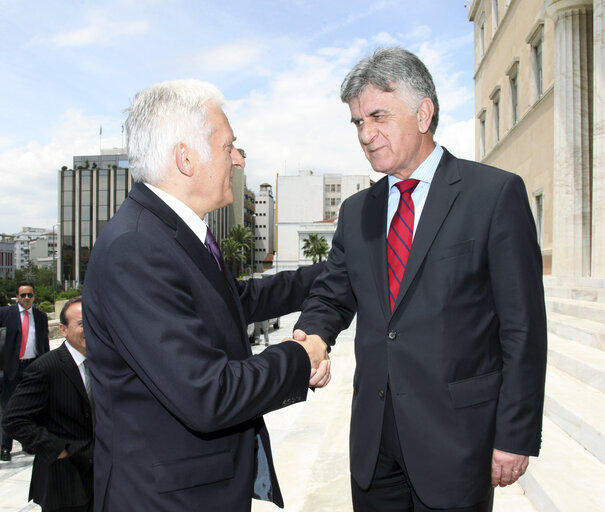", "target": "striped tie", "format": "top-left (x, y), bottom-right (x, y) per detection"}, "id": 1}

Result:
top-left (387, 179), bottom-right (419, 312)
